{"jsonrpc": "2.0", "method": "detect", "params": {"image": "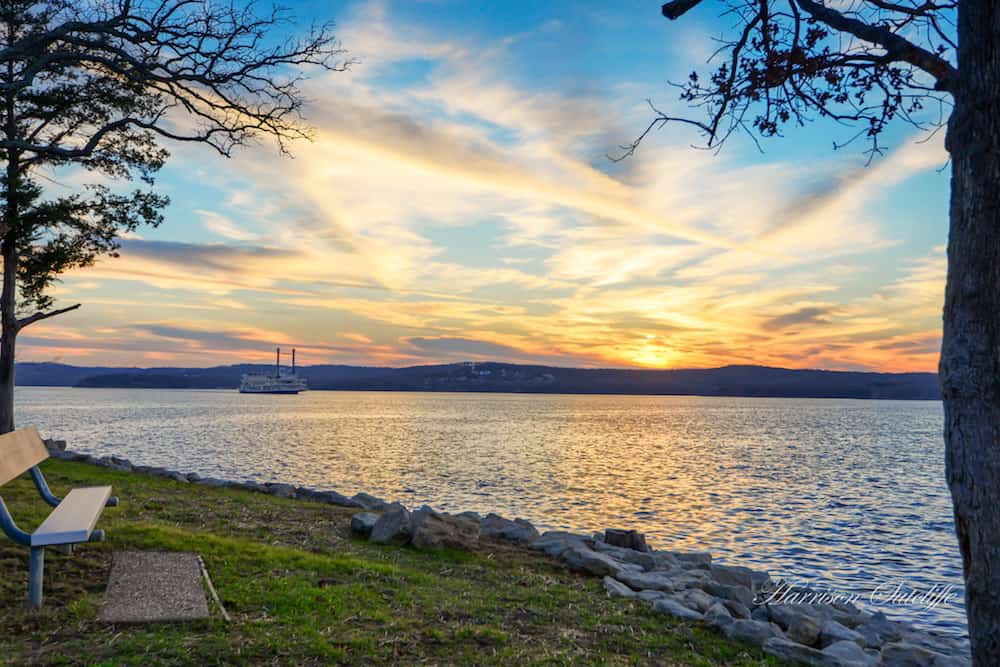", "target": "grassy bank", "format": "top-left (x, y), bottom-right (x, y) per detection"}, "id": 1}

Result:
top-left (0, 460), bottom-right (771, 665)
